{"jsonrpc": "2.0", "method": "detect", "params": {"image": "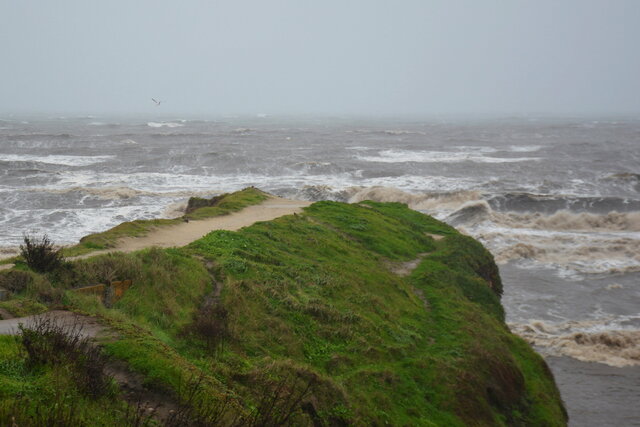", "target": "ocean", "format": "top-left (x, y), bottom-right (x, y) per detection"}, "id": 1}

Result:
top-left (1, 115), bottom-right (638, 425)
